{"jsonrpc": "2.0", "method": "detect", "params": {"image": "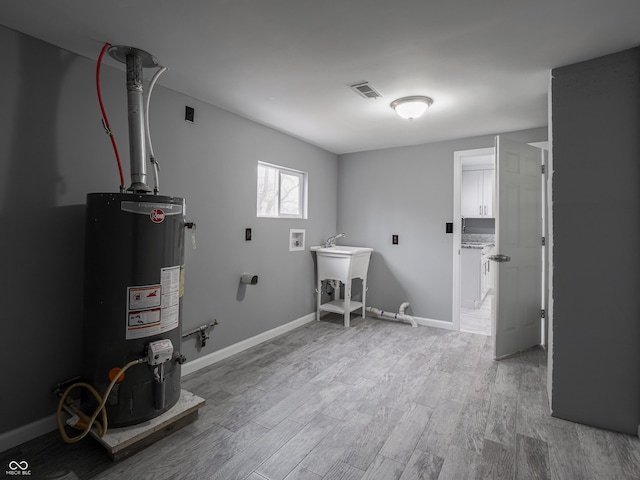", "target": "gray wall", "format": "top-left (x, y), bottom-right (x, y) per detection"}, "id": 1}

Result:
top-left (0, 26), bottom-right (337, 435)
top-left (551, 47), bottom-right (640, 434)
top-left (337, 127), bottom-right (546, 322)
